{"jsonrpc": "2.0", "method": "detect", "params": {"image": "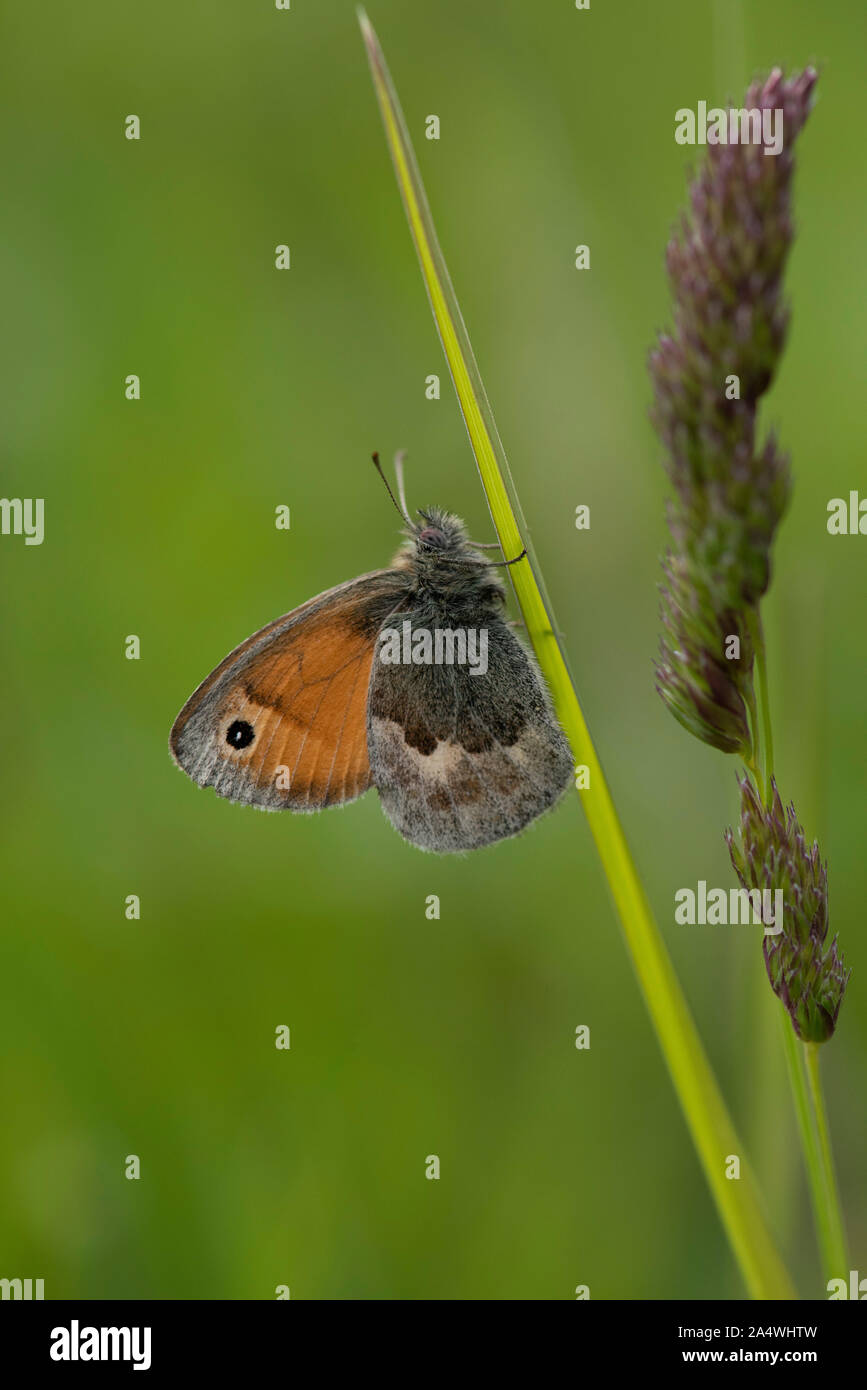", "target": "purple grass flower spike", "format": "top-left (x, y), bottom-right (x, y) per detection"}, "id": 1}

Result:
top-left (727, 777), bottom-right (850, 1042)
top-left (651, 69), bottom-right (817, 755)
